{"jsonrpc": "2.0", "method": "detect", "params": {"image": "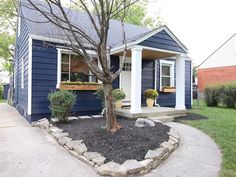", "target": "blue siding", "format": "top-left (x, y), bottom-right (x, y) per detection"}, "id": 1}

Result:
top-left (155, 59), bottom-right (192, 108)
top-left (31, 39), bottom-right (57, 119)
top-left (30, 41), bottom-right (120, 121)
top-left (141, 60), bottom-right (154, 105)
top-left (111, 55), bottom-right (120, 89)
top-left (185, 60), bottom-right (192, 108)
top-left (139, 30), bottom-right (186, 53)
top-left (14, 11), bottom-right (29, 119)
